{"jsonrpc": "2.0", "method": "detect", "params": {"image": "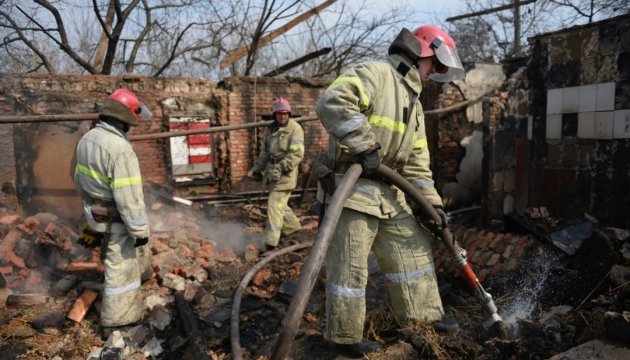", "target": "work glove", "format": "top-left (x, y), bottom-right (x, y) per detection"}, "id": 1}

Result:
top-left (78, 224), bottom-right (103, 248)
top-left (247, 168), bottom-right (262, 181)
top-left (270, 165), bottom-right (282, 183)
top-left (419, 205), bottom-right (449, 234)
top-left (356, 143), bottom-right (381, 176)
top-left (134, 237), bottom-right (149, 248)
